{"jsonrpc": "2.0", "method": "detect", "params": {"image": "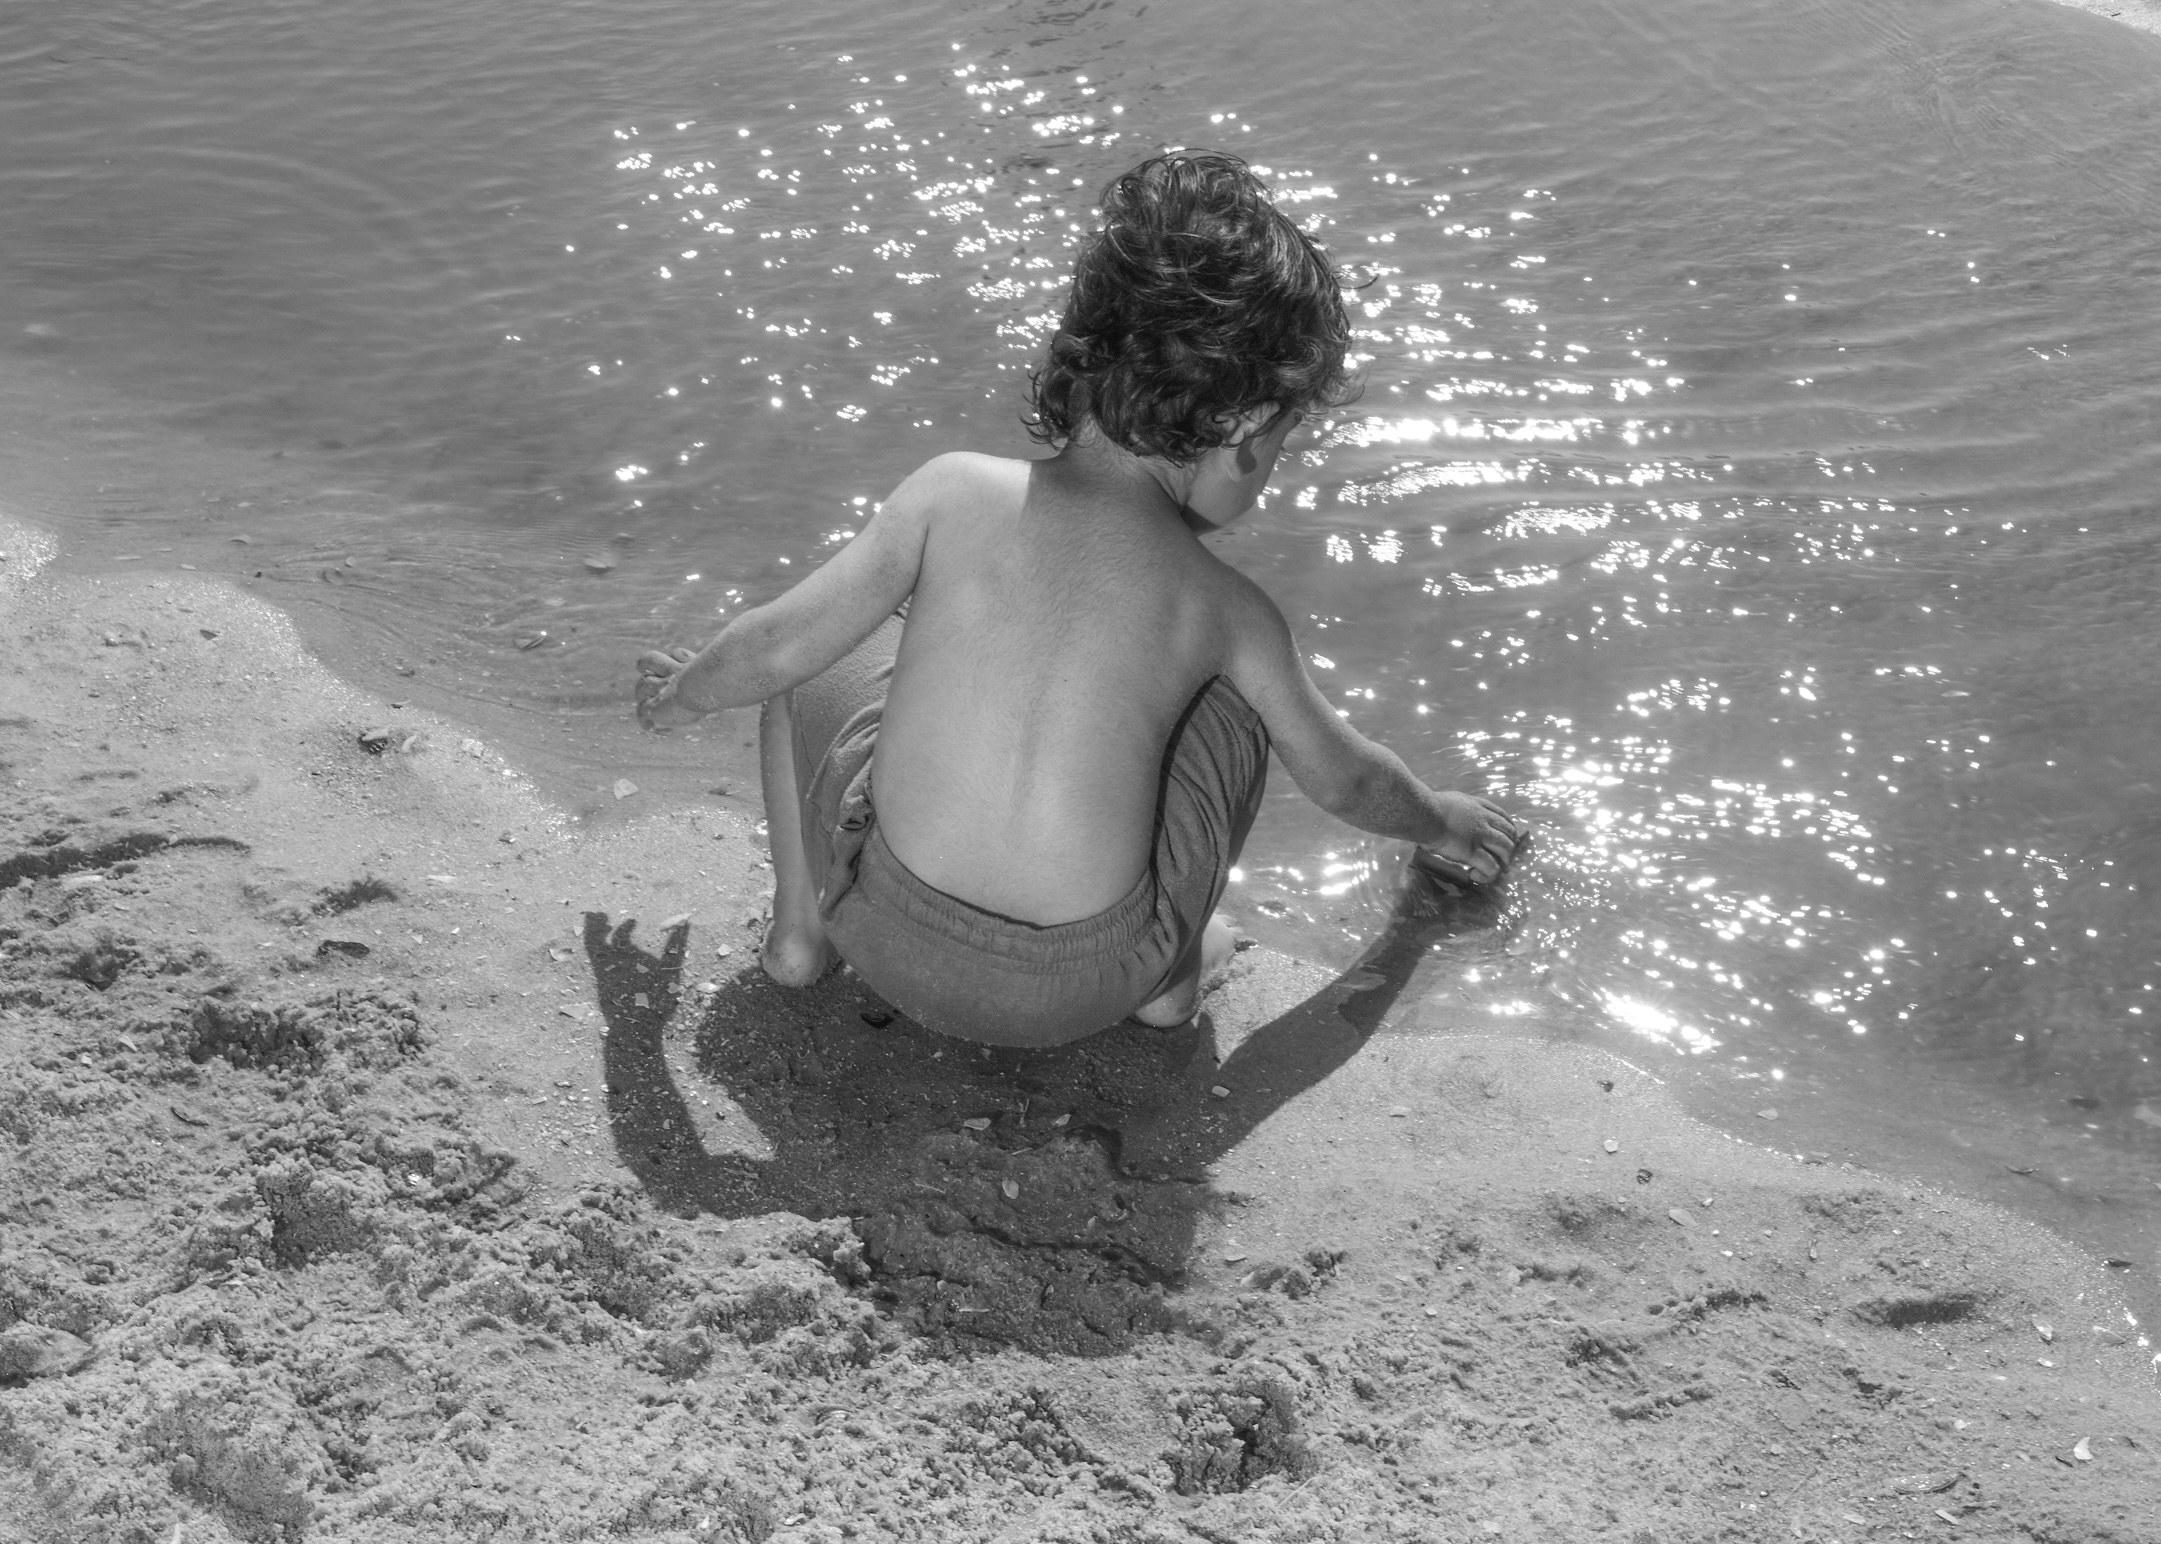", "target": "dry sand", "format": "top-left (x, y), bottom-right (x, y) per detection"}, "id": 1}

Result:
top-left (4, 508), bottom-right (2158, 1544)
